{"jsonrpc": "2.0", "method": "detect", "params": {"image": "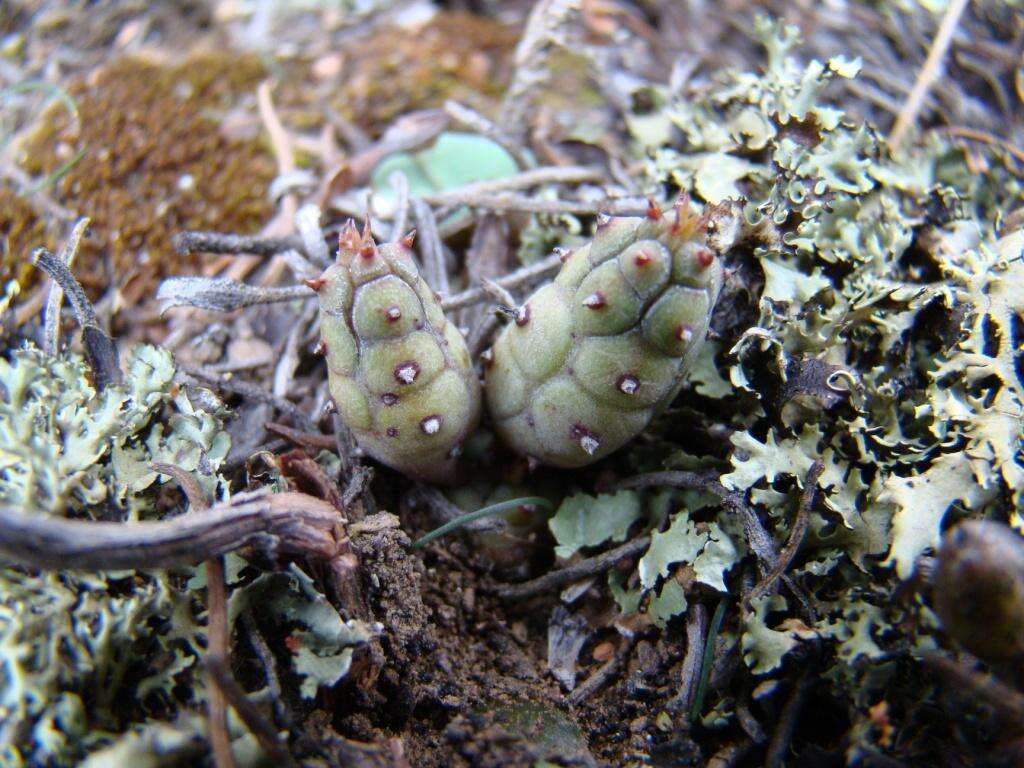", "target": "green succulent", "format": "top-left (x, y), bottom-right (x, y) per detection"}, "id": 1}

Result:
top-left (483, 201), bottom-right (726, 467)
top-left (312, 221), bottom-right (482, 483)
